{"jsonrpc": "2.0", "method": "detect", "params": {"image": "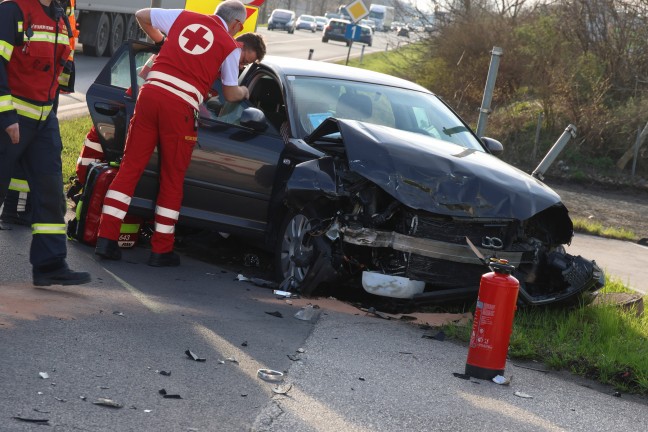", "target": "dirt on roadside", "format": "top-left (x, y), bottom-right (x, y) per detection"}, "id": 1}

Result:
top-left (546, 179), bottom-right (648, 240)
